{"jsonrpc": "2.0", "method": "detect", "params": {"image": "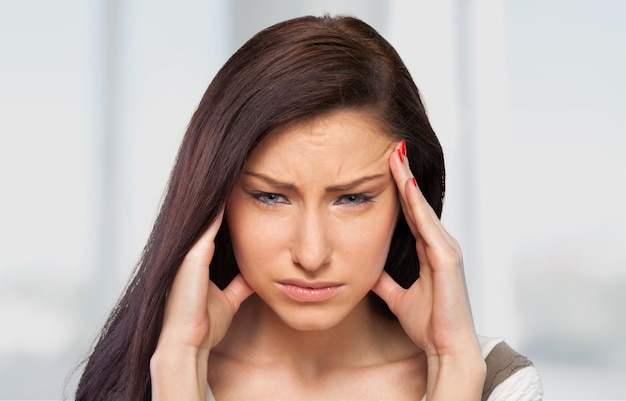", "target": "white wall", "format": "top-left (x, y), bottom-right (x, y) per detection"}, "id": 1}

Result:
top-left (1, 0), bottom-right (624, 399)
